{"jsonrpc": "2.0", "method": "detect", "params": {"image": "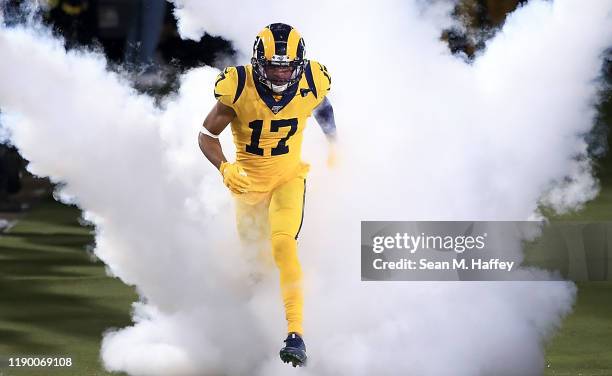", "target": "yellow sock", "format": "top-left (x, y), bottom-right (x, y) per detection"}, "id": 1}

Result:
top-left (271, 233), bottom-right (303, 335)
